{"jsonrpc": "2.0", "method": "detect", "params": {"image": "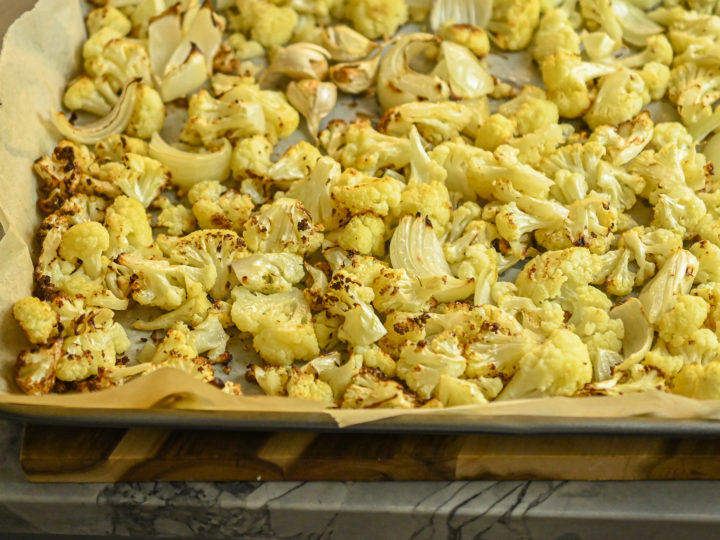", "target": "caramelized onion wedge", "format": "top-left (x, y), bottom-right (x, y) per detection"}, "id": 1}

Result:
top-left (149, 132), bottom-right (231, 190)
top-left (52, 78), bottom-right (140, 144)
